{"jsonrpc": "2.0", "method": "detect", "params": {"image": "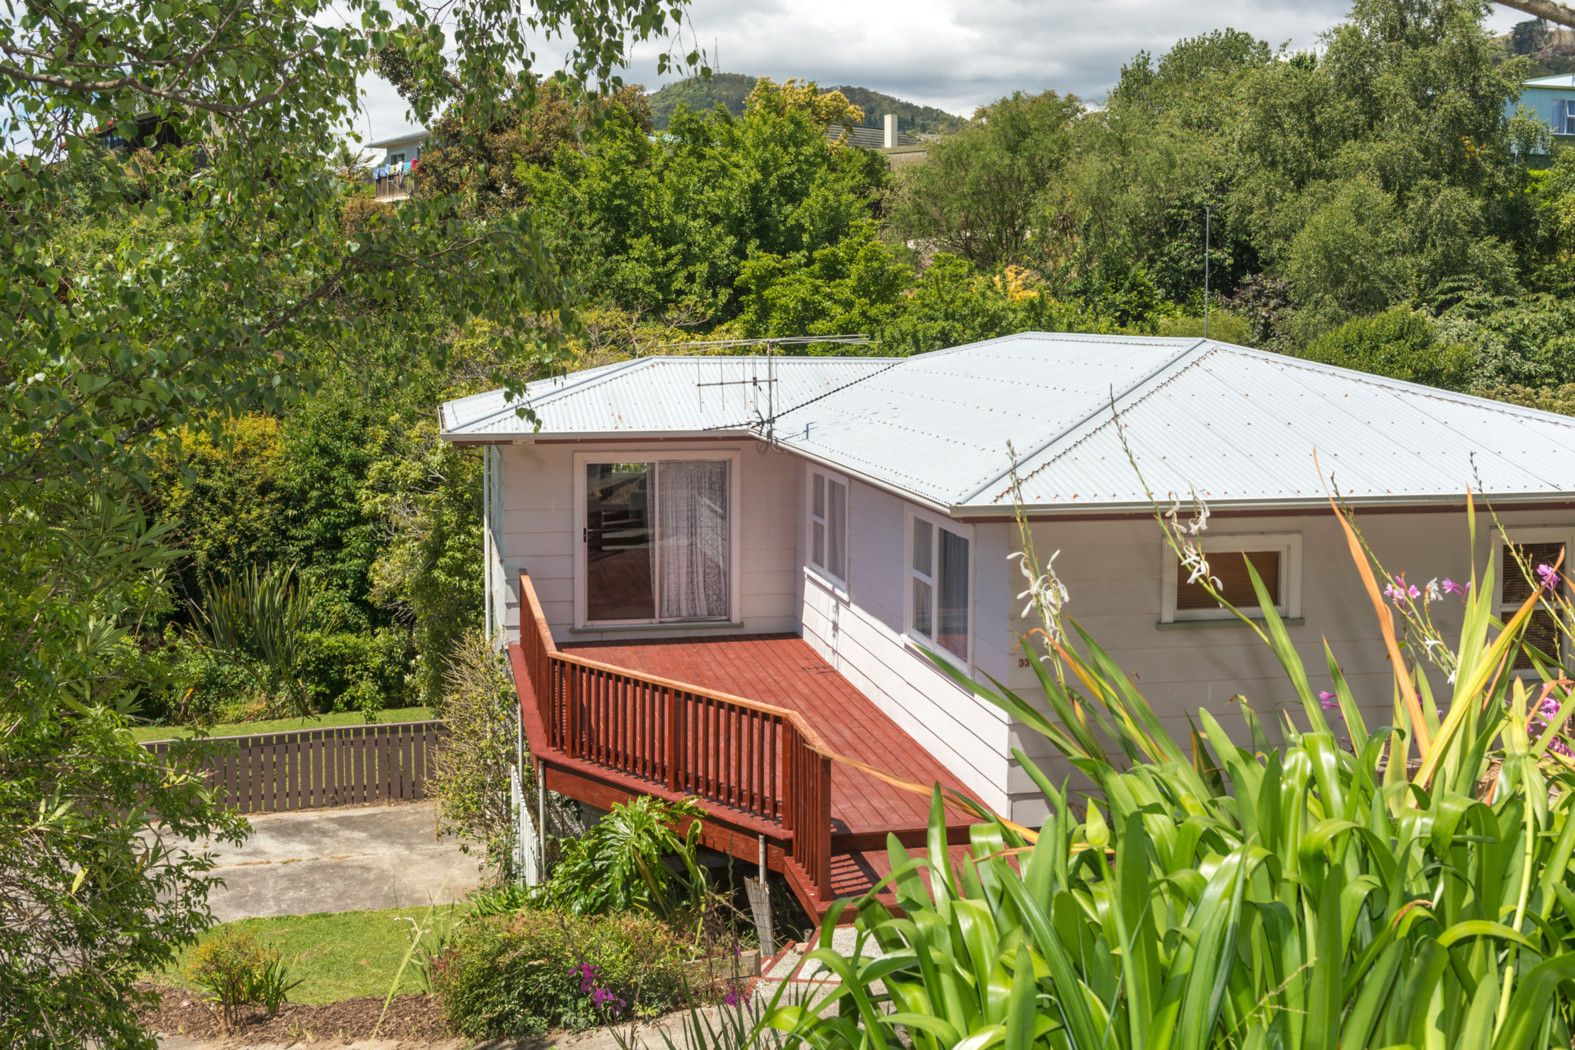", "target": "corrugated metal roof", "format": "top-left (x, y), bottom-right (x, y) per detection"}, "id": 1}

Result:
top-left (439, 356), bottom-right (897, 437)
top-left (1525, 74), bottom-right (1575, 88)
top-left (440, 334), bottom-right (1575, 511)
